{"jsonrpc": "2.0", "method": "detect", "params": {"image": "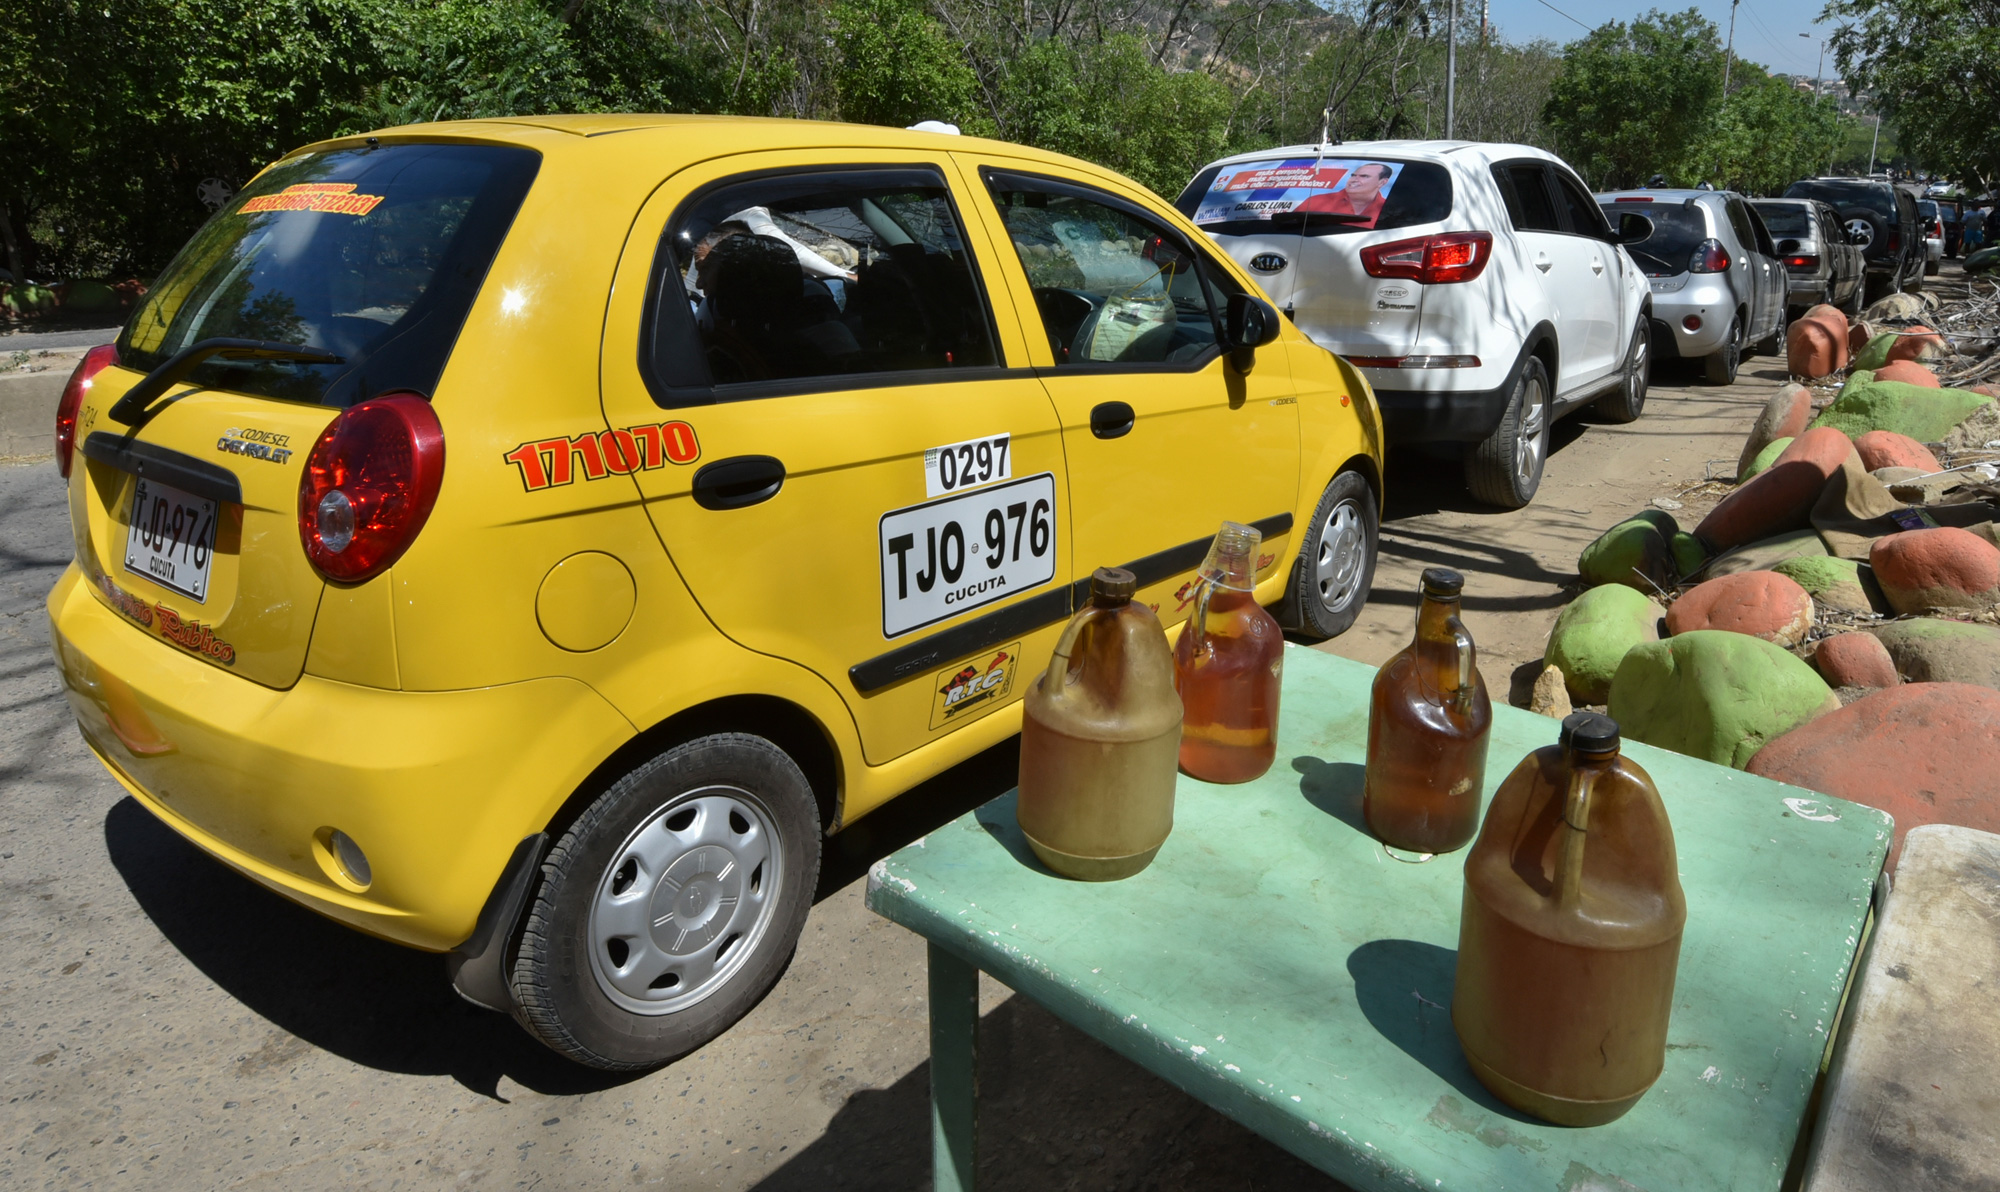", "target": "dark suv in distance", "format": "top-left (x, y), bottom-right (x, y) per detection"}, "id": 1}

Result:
top-left (1781, 177), bottom-right (1924, 302)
